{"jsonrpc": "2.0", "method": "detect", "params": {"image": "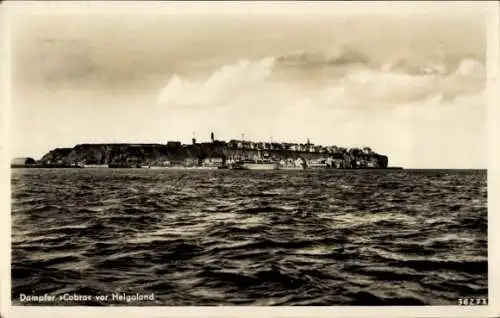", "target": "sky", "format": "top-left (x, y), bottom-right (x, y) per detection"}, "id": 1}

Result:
top-left (8, 2), bottom-right (489, 168)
